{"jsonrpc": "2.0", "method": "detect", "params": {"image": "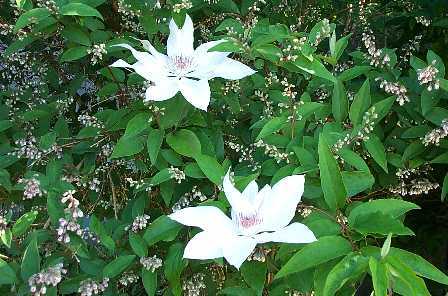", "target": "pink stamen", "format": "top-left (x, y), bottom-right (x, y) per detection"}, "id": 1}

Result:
top-left (238, 213), bottom-right (262, 229)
